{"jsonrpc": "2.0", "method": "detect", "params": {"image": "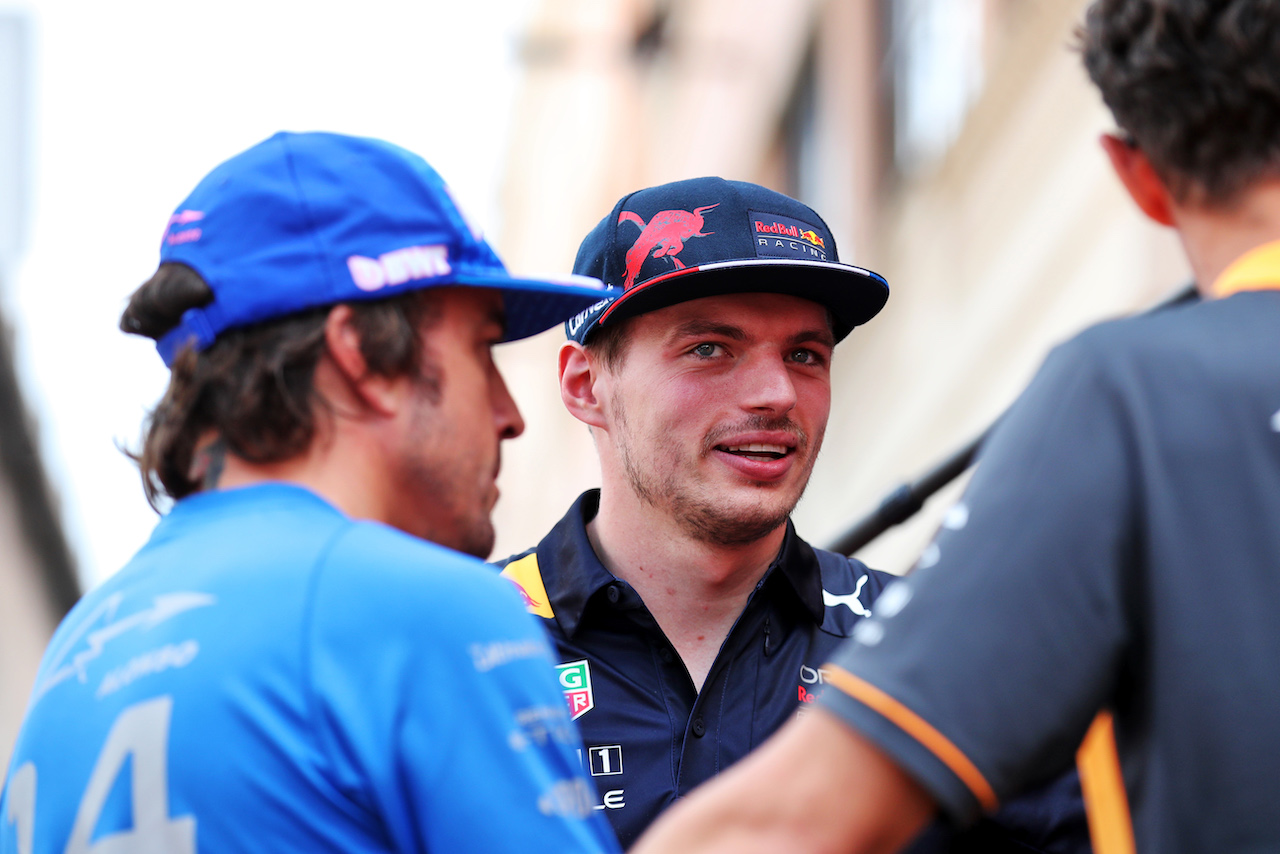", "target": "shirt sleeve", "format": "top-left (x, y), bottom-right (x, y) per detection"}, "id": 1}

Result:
top-left (306, 525), bottom-right (621, 854)
top-left (819, 335), bottom-right (1136, 824)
